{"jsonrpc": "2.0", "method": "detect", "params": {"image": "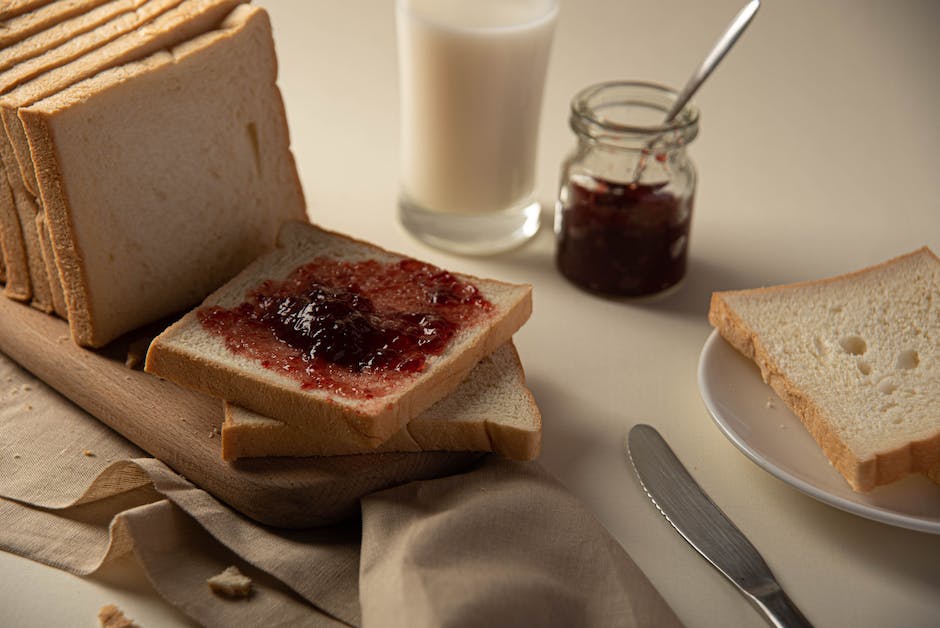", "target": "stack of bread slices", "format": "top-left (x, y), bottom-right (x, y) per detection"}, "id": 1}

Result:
top-left (145, 221), bottom-right (542, 462)
top-left (1, 1), bottom-right (543, 462)
top-left (0, 0), bottom-right (305, 345)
